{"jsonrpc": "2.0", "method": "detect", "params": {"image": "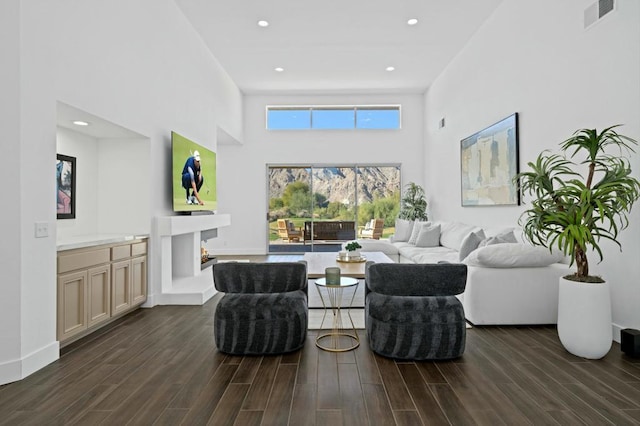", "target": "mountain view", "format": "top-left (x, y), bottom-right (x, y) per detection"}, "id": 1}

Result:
top-left (269, 166), bottom-right (400, 206)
